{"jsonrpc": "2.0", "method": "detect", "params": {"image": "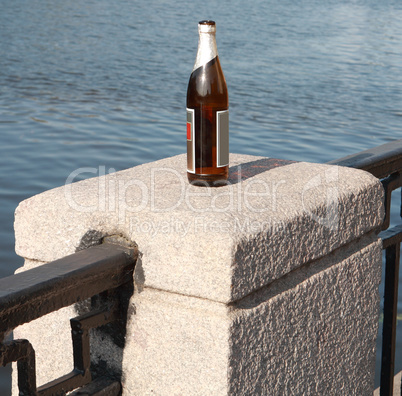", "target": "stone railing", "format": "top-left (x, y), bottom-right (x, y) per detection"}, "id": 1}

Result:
top-left (2, 148), bottom-right (395, 395)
